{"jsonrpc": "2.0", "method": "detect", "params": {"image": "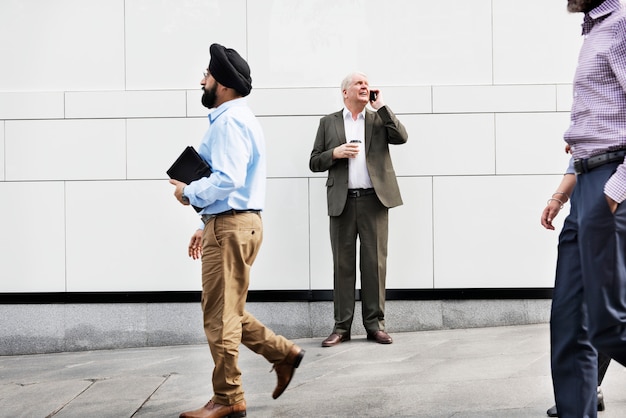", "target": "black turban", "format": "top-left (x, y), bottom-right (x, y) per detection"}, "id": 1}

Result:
top-left (208, 43), bottom-right (252, 97)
